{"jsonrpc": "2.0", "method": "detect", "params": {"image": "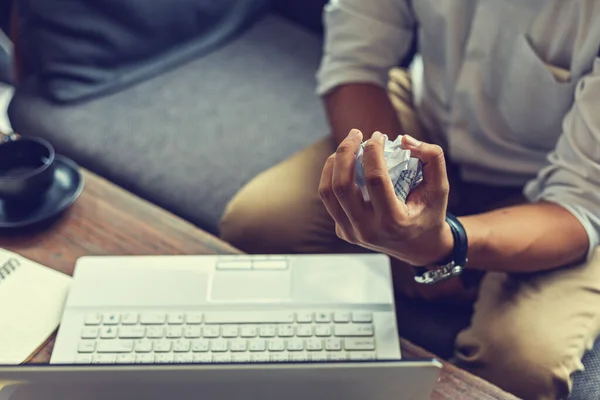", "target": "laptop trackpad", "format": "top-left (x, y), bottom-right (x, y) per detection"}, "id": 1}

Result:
top-left (210, 271), bottom-right (292, 302)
